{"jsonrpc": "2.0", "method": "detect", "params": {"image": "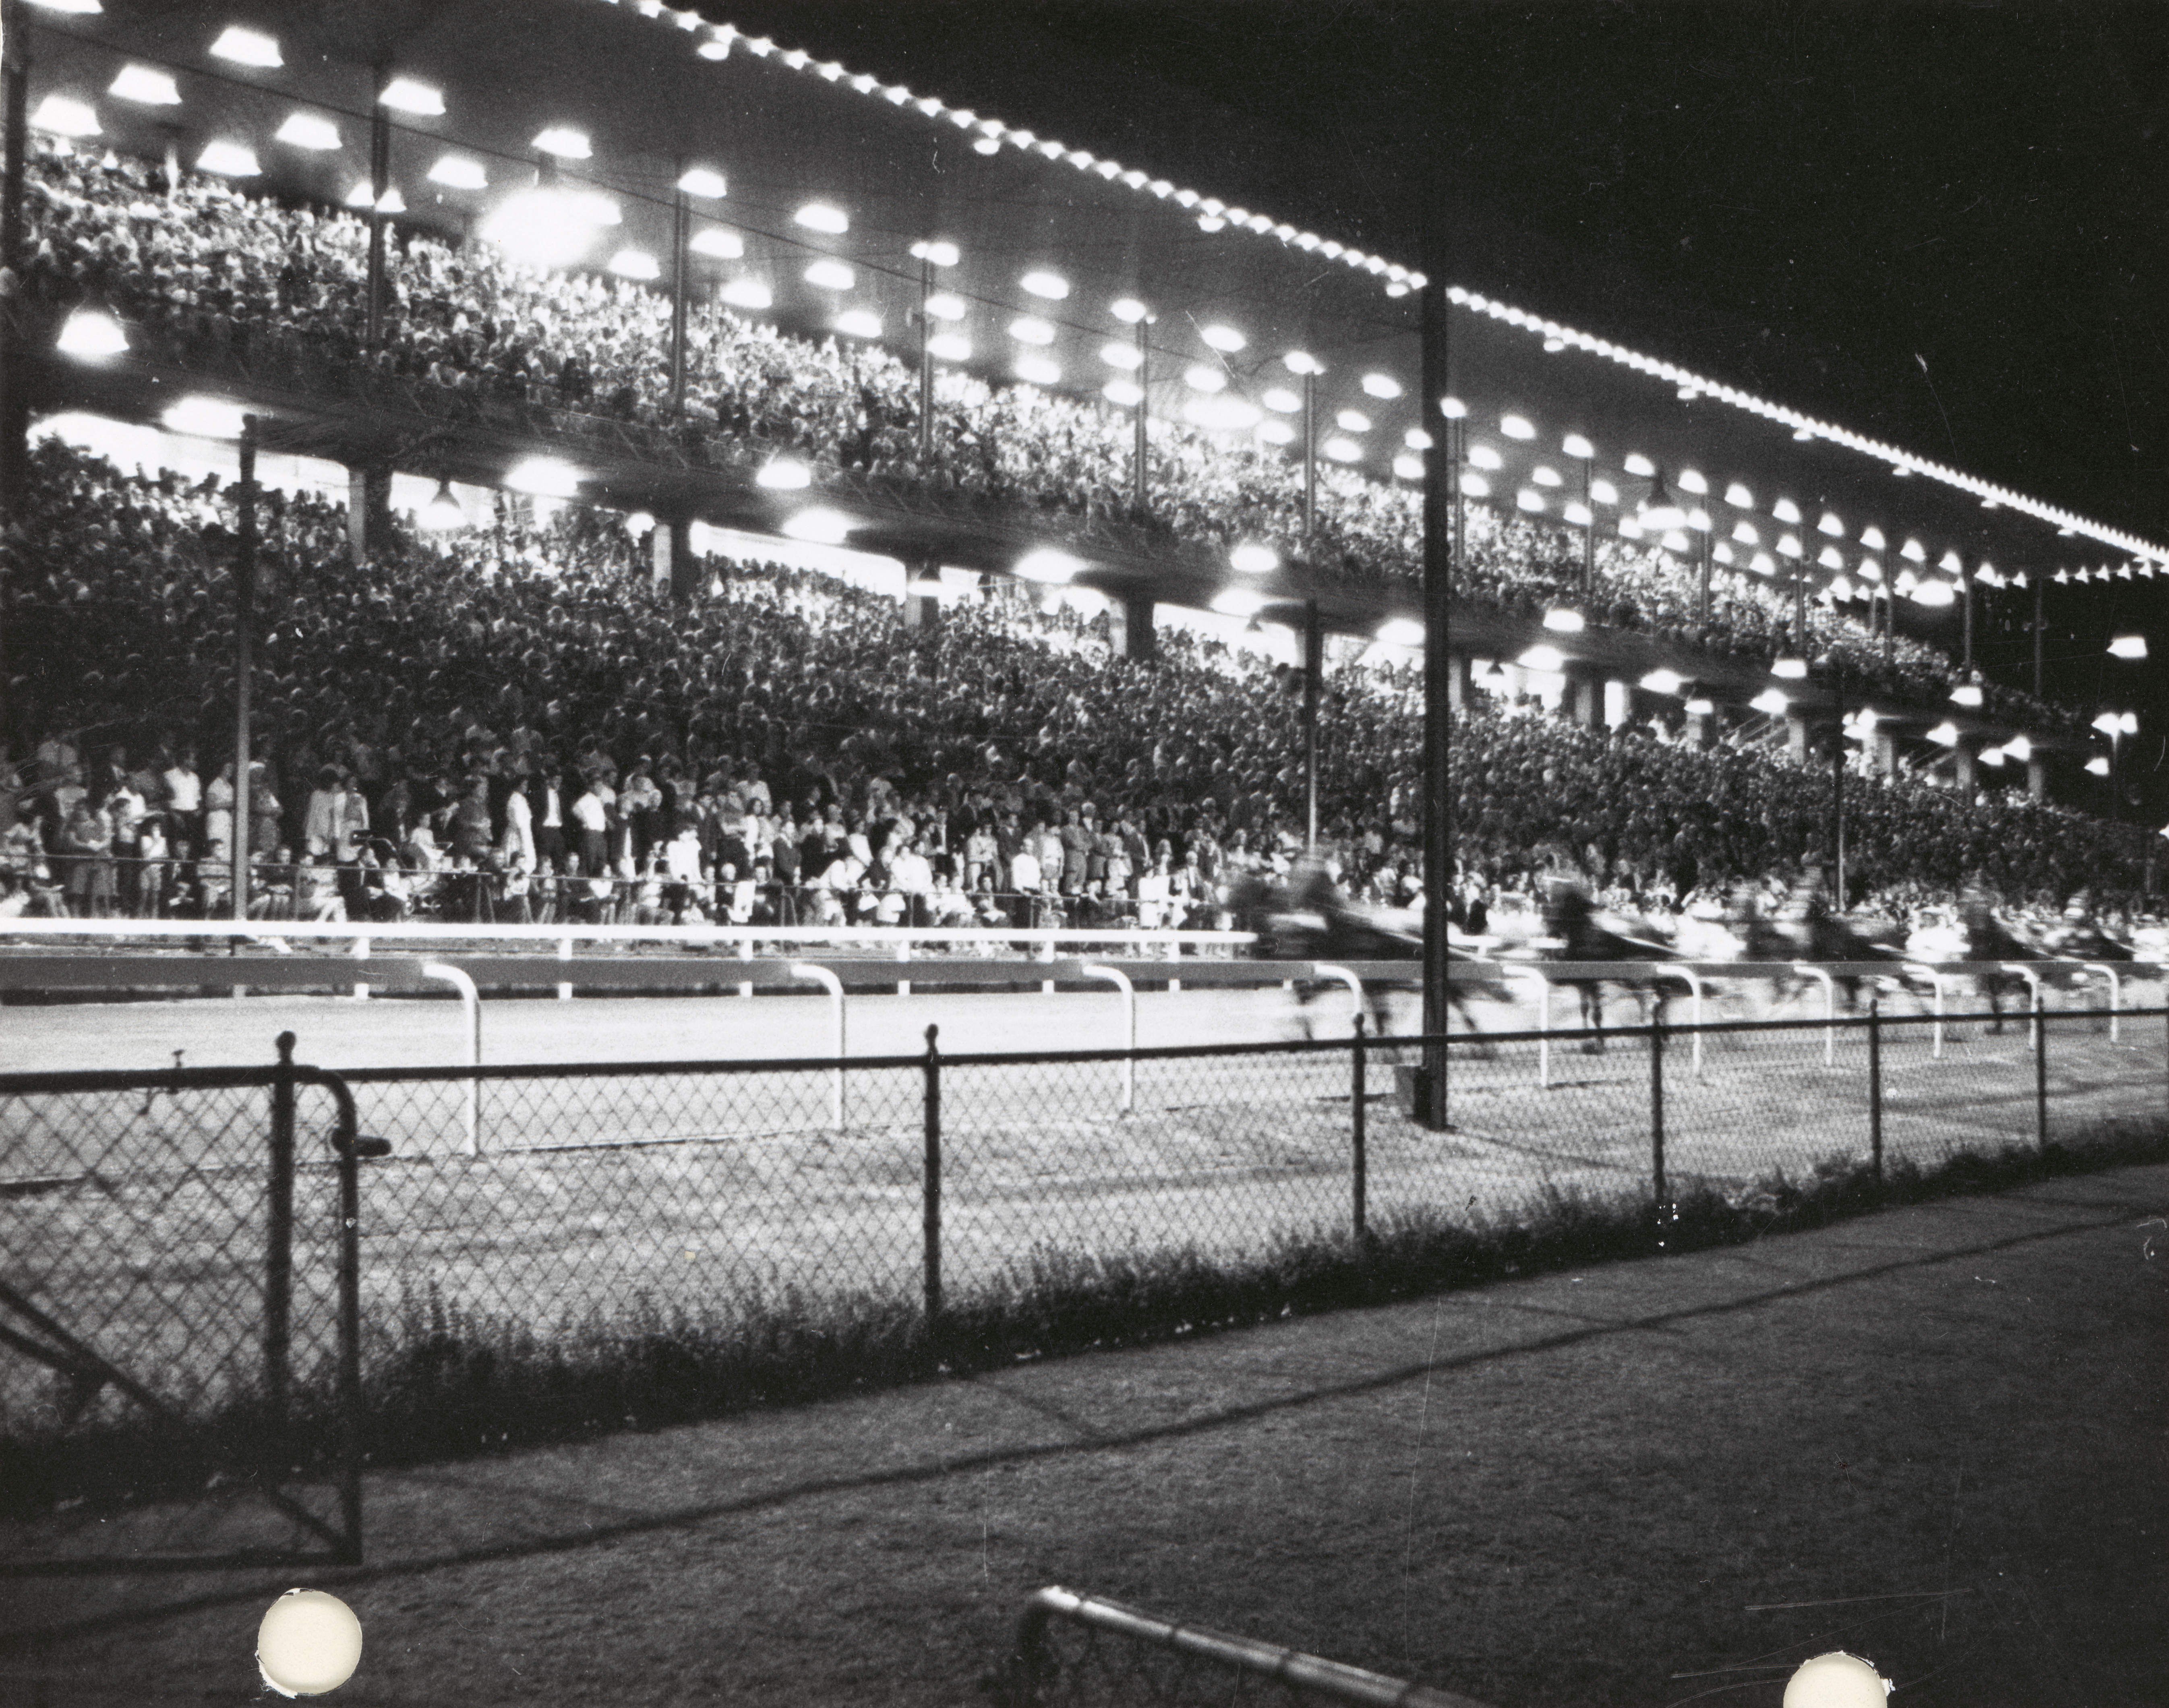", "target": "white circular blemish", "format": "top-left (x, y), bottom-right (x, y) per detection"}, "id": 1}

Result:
top-left (257, 1589), bottom-right (362, 1696)
top-left (1784, 1651), bottom-right (1892, 1708)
